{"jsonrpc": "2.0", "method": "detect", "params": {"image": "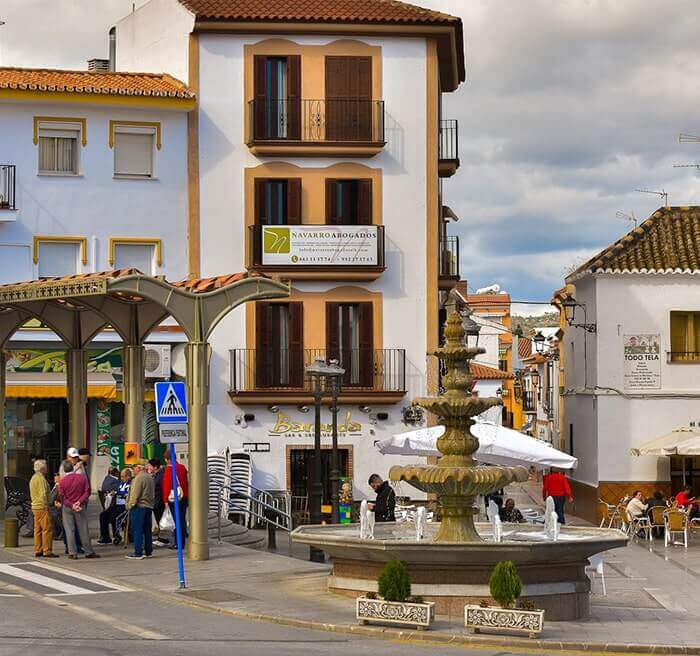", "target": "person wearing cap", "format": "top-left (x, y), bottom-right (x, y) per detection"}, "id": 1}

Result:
top-left (59, 447), bottom-right (83, 553)
top-left (60, 447), bottom-right (80, 478)
top-left (126, 462), bottom-right (155, 560)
